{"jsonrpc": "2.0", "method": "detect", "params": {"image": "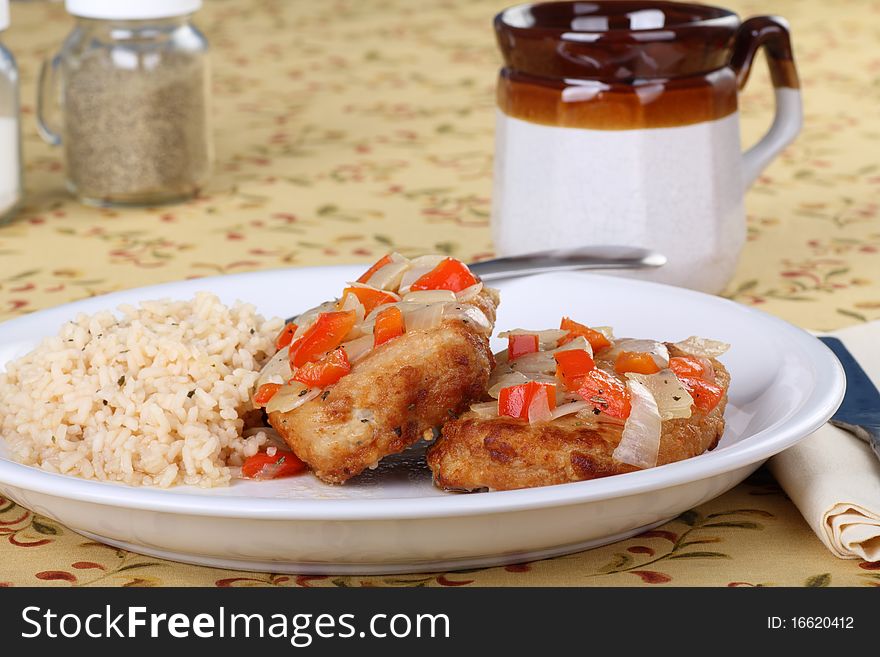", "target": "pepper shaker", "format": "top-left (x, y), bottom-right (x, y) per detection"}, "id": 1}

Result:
top-left (37, 0), bottom-right (212, 207)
